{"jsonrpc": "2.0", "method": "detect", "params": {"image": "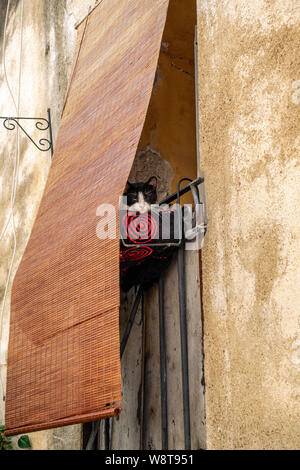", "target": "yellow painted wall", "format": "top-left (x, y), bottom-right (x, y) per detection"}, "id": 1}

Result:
top-left (139, 0), bottom-right (198, 194)
top-left (197, 0), bottom-right (300, 450)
